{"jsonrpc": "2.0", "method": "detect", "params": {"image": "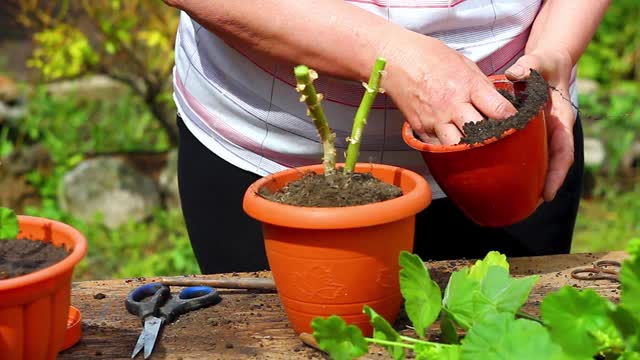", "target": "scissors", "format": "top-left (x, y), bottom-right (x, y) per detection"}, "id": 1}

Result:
top-left (571, 260), bottom-right (621, 282)
top-left (125, 283), bottom-right (221, 359)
